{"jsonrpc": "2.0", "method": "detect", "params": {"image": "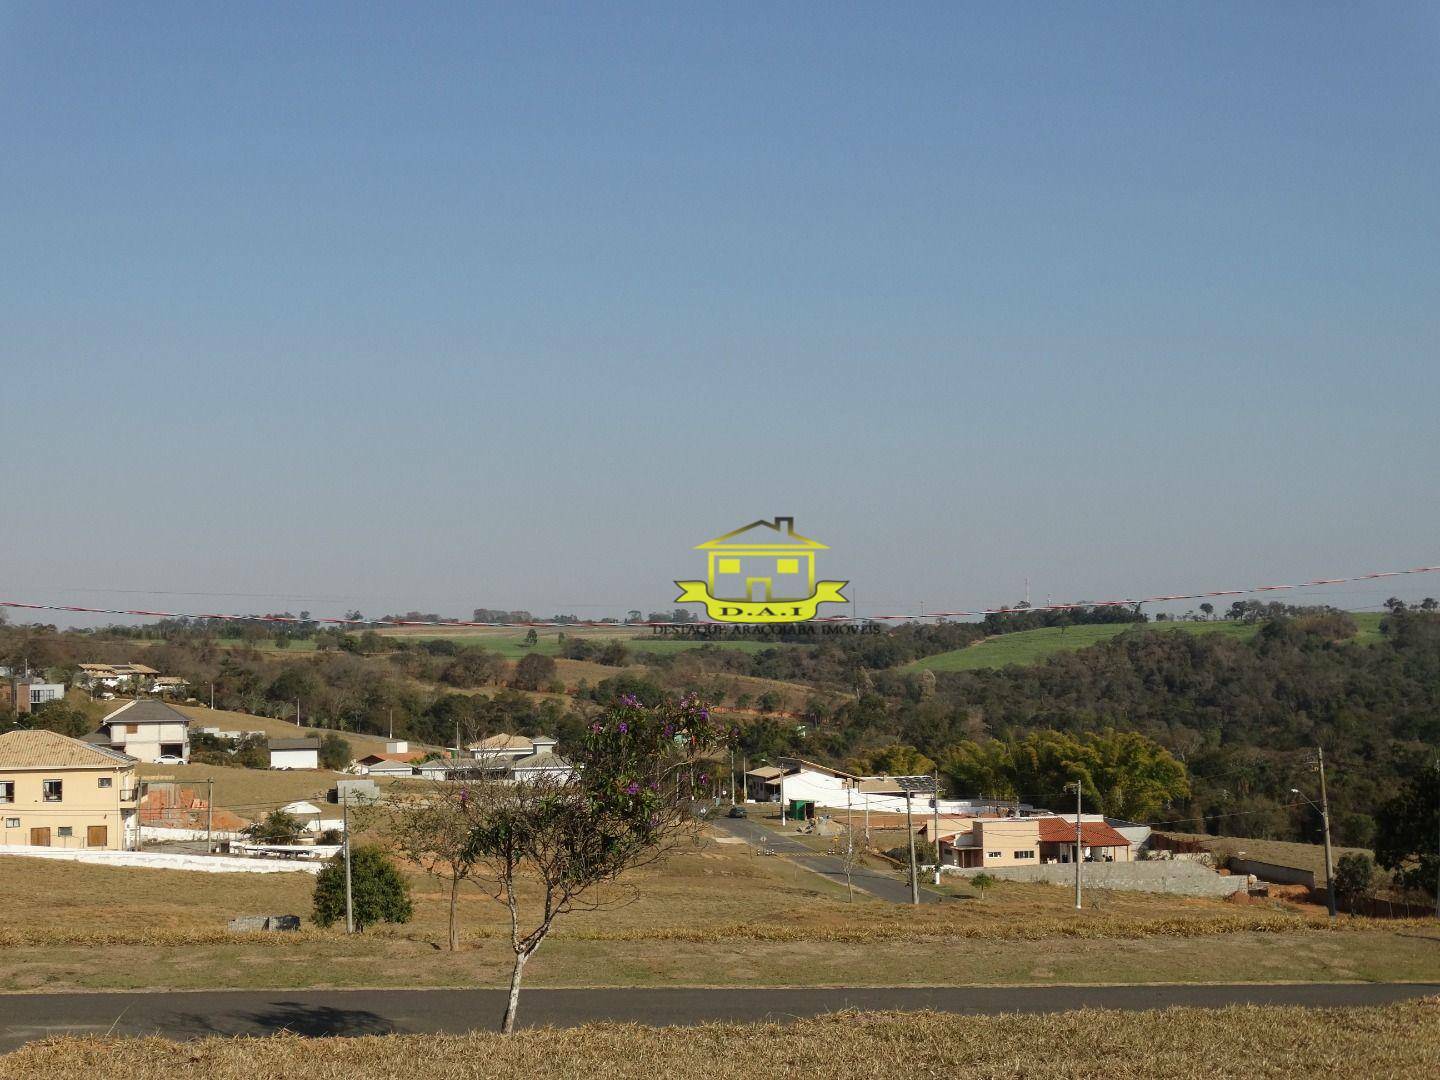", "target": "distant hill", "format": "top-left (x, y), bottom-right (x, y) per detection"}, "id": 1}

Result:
top-left (905, 612), bottom-right (1385, 673)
